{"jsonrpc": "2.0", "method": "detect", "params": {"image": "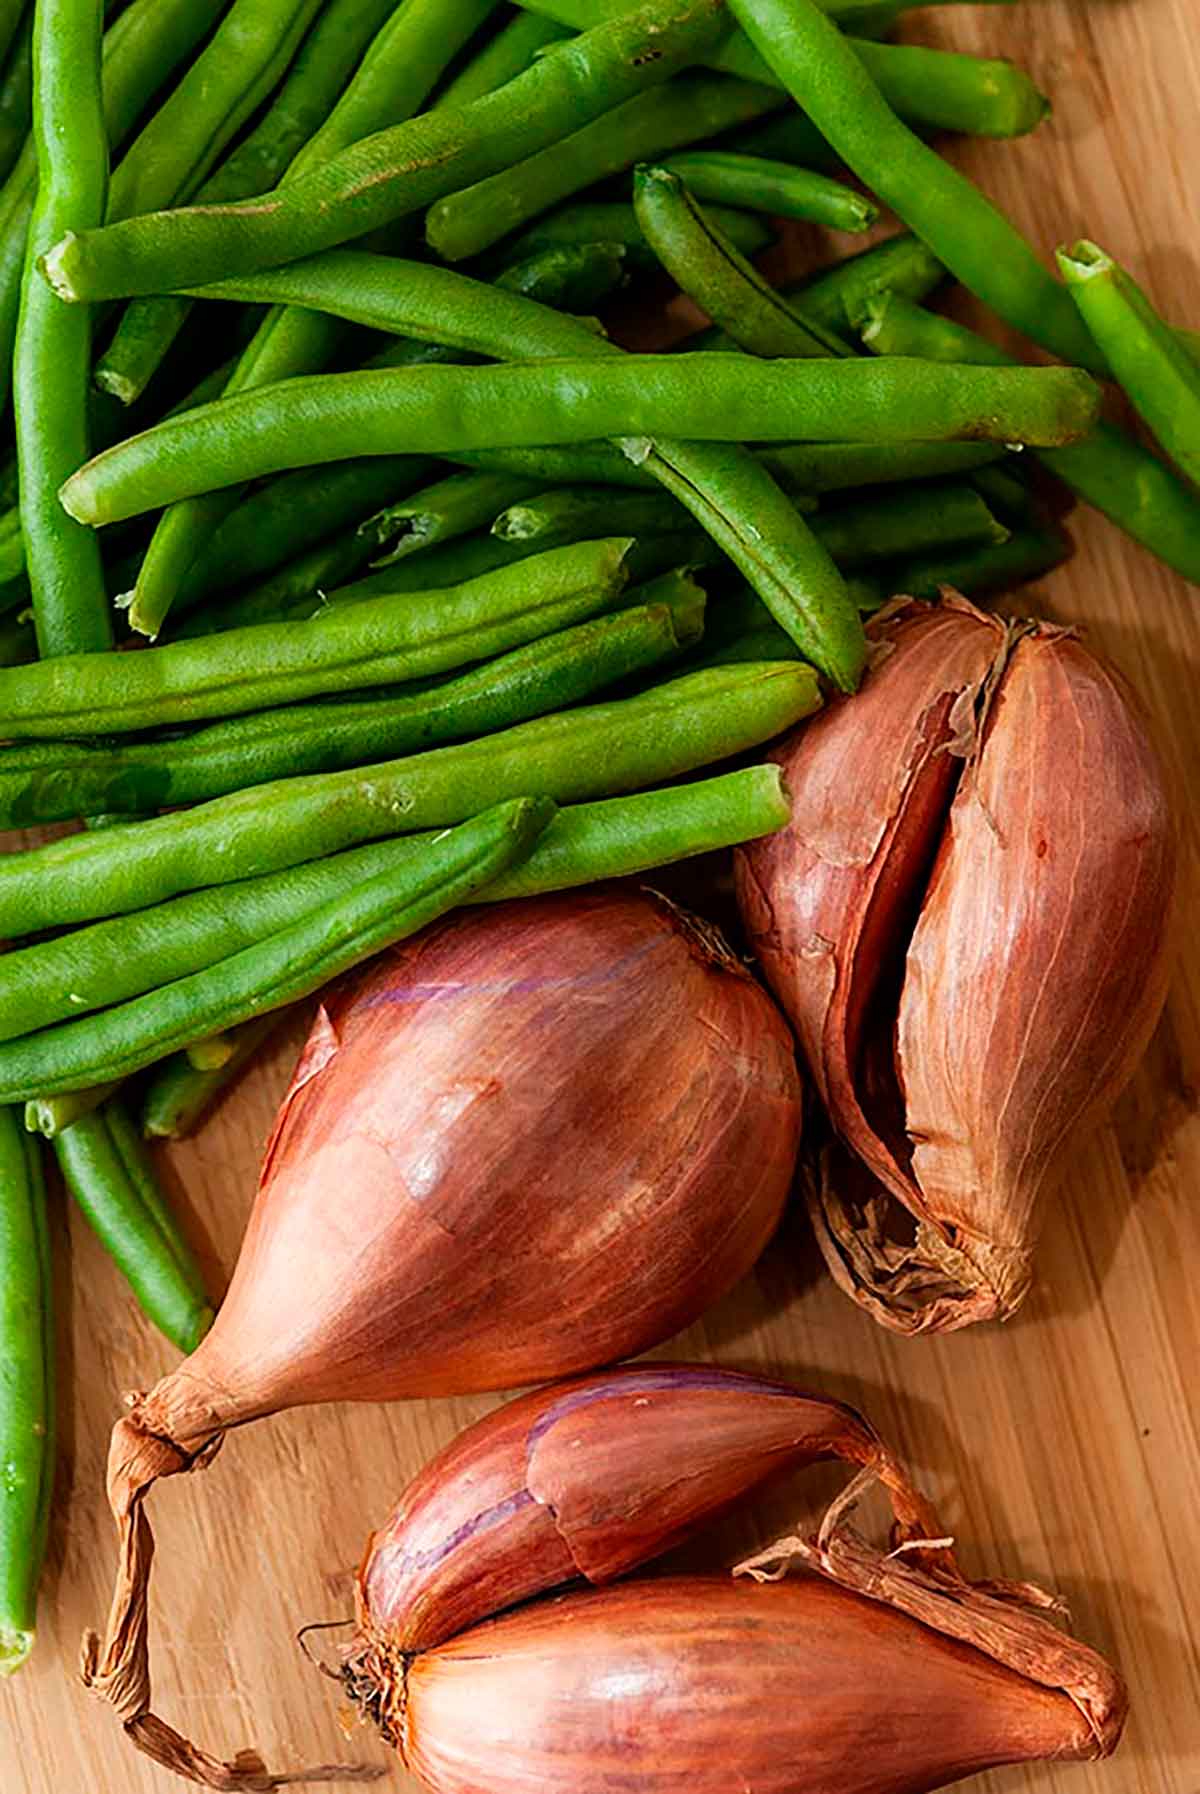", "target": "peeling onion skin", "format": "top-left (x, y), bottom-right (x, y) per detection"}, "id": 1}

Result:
top-left (400, 1577), bottom-right (1112, 1794)
top-left (353, 1364), bottom-right (892, 1657)
top-left (735, 594), bottom-right (1178, 1334)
